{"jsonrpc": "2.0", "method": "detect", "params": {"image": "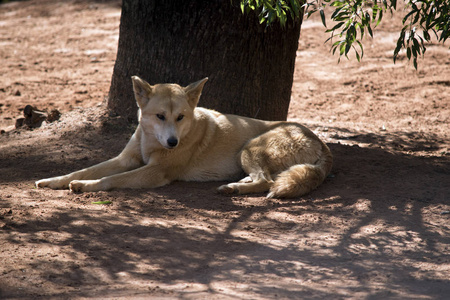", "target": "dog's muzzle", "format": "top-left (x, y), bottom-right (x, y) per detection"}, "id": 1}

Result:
top-left (167, 137), bottom-right (178, 148)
